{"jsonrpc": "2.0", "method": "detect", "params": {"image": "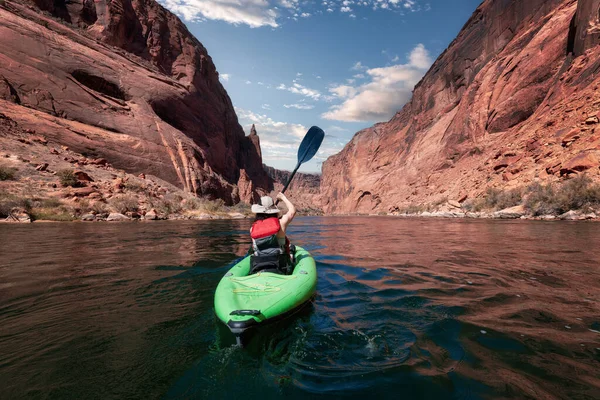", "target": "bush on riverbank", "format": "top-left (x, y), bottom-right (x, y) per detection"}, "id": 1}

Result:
top-left (0, 191), bottom-right (78, 221)
top-left (203, 199), bottom-right (225, 213)
top-left (0, 165), bottom-right (16, 181)
top-left (461, 174), bottom-right (600, 216)
top-left (150, 194), bottom-right (183, 215)
top-left (525, 175), bottom-right (600, 216)
top-left (181, 196), bottom-right (225, 213)
top-left (399, 204), bottom-right (427, 214)
top-left (29, 207), bottom-right (76, 221)
top-left (464, 187), bottom-right (522, 212)
top-left (0, 192), bottom-right (31, 217)
top-left (109, 194), bottom-right (139, 214)
top-left (227, 201), bottom-right (251, 214)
